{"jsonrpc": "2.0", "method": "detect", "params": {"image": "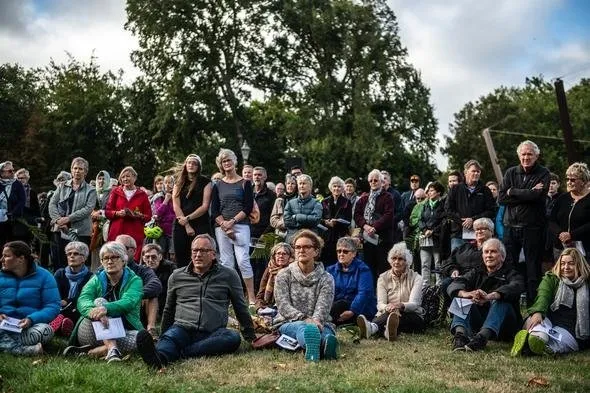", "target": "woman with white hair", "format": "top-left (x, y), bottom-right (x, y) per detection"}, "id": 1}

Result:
top-left (211, 148), bottom-right (256, 305)
top-left (284, 174), bottom-right (323, 243)
top-left (320, 176), bottom-right (353, 266)
top-left (357, 242), bottom-right (425, 341)
top-left (63, 241), bottom-right (143, 362)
